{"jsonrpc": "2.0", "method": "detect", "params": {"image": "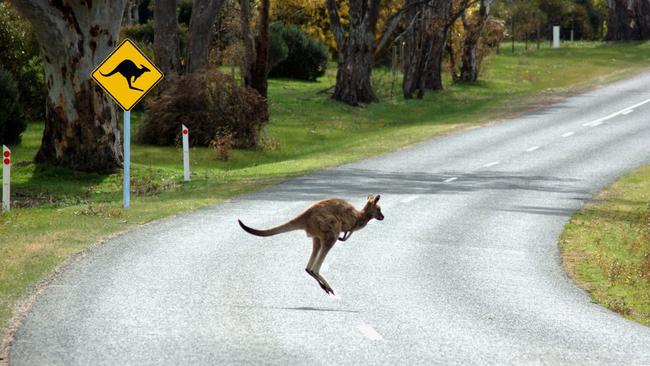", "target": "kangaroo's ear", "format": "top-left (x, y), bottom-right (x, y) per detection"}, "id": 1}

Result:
top-left (373, 195), bottom-right (381, 204)
top-left (367, 194), bottom-right (374, 201)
